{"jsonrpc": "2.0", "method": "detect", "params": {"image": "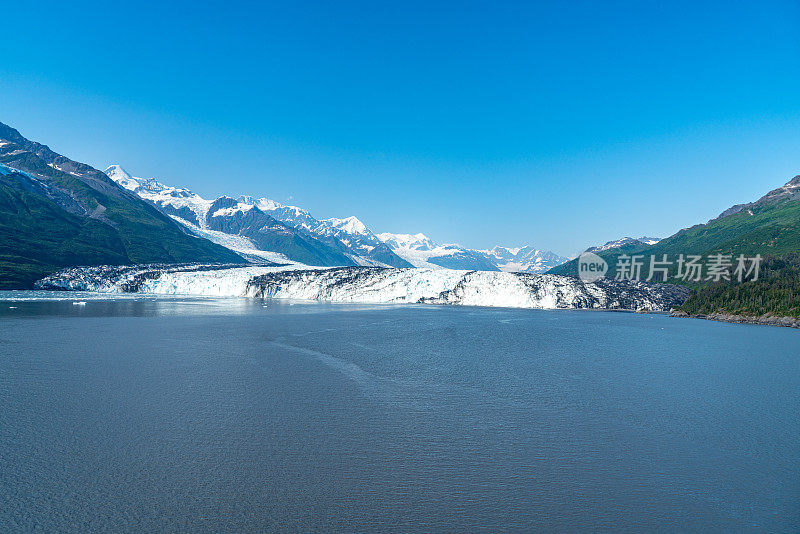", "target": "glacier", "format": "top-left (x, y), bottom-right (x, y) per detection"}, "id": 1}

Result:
top-left (36, 264), bottom-right (690, 311)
